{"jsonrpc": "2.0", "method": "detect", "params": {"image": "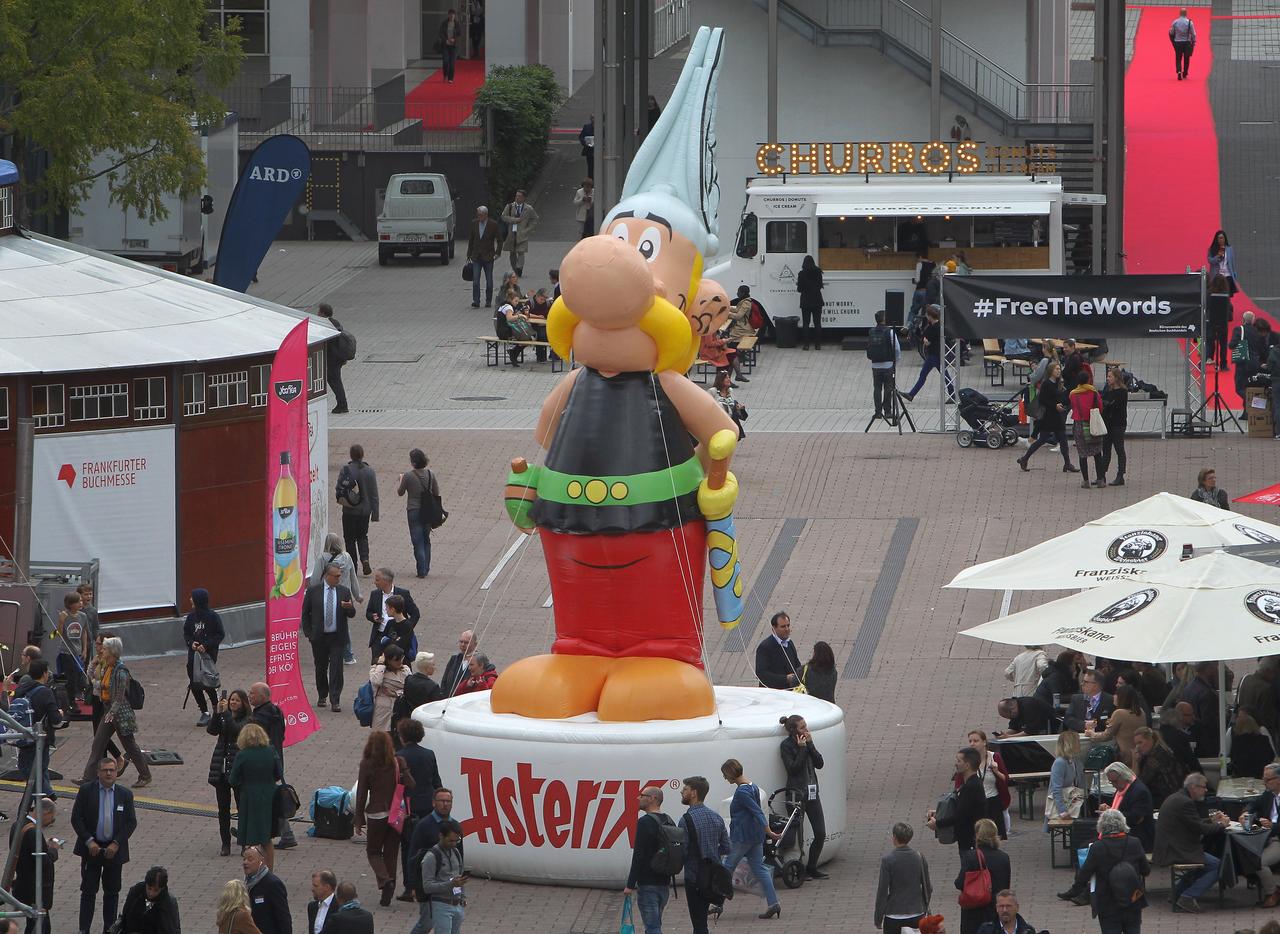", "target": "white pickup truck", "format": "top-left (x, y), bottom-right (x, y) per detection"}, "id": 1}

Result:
top-left (377, 173), bottom-right (456, 265)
